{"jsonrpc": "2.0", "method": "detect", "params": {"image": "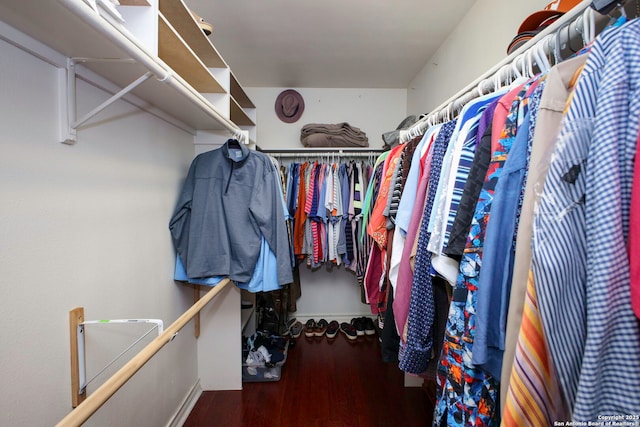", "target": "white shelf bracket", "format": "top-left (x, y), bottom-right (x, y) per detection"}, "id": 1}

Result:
top-left (76, 317), bottom-right (164, 396)
top-left (60, 57), bottom-right (153, 145)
